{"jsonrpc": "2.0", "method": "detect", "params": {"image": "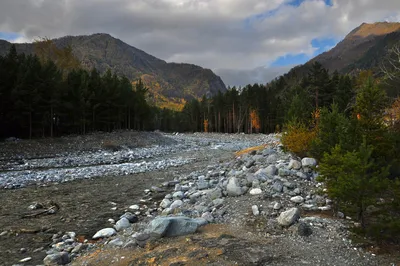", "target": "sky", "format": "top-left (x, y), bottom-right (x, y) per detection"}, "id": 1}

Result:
top-left (1, 0), bottom-right (400, 86)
